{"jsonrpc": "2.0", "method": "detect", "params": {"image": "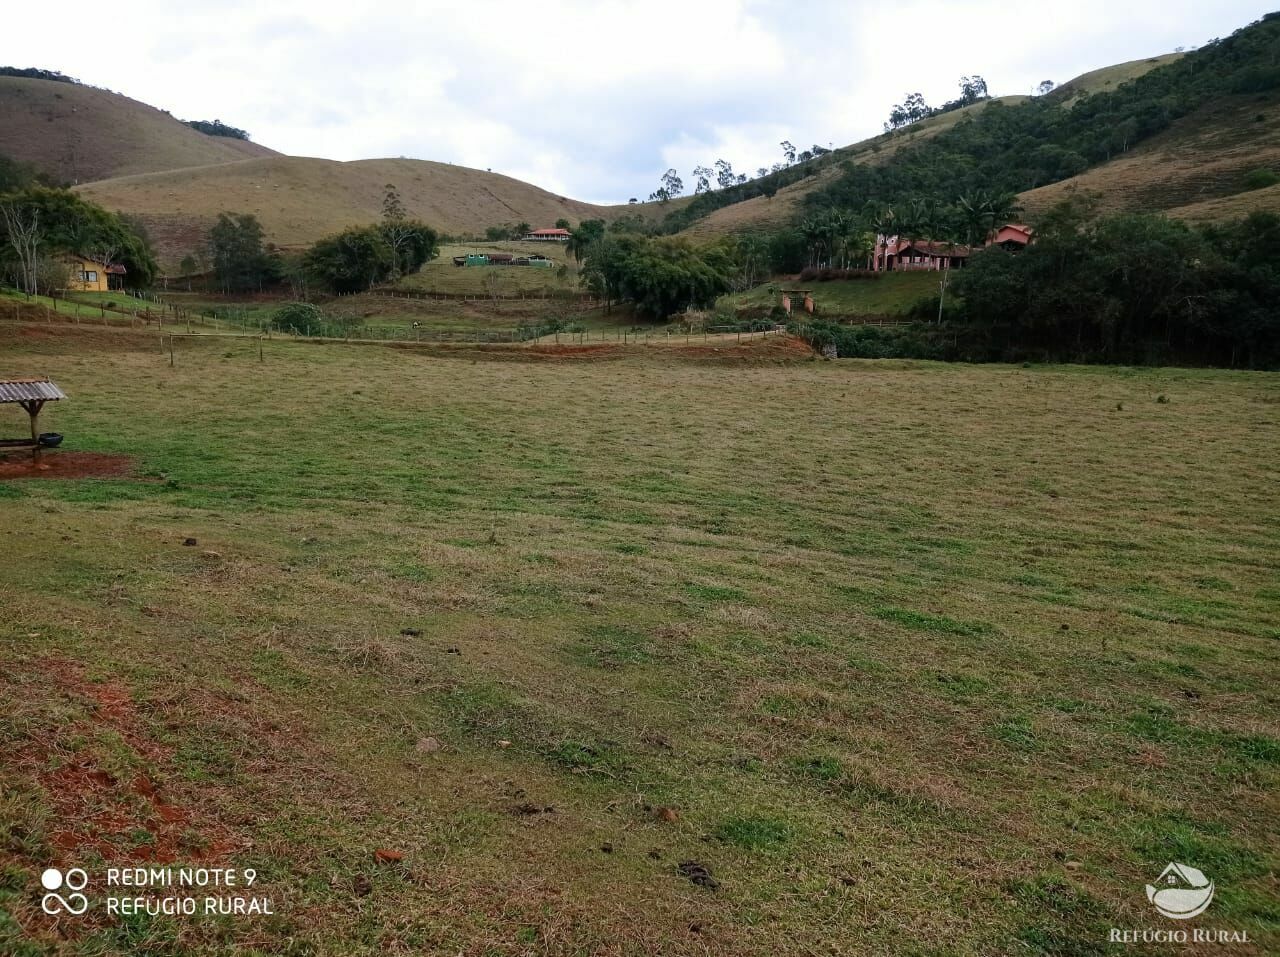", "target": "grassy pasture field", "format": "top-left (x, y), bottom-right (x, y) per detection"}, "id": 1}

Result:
top-left (722, 273), bottom-right (940, 320)
top-left (0, 323), bottom-right (1277, 955)
top-left (395, 242), bottom-right (582, 299)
